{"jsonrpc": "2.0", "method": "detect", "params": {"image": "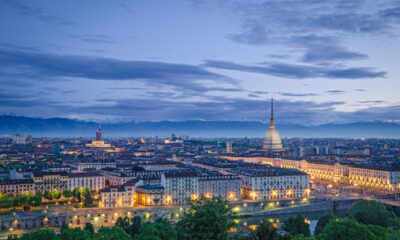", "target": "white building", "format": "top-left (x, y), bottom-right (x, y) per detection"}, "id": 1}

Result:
top-left (99, 182), bottom-right (136, 208)
top-left (229, 166), bottom-right (310, 200)
top-left (67, 172), bottom-right (105, 191)
top-left (161, 171), bottom-right (199, 205)
top-left (12, 134), bottom-right (26, 145)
